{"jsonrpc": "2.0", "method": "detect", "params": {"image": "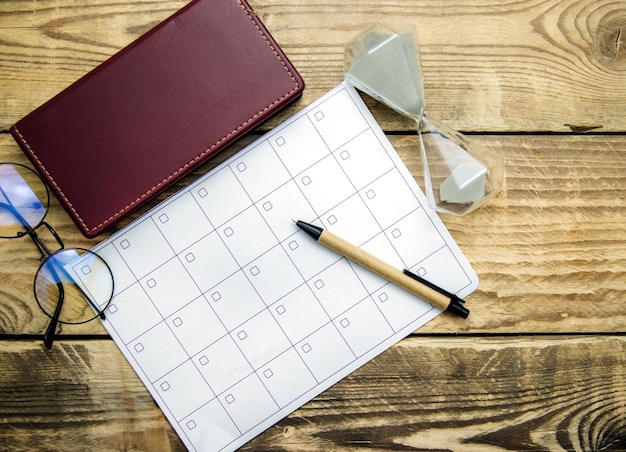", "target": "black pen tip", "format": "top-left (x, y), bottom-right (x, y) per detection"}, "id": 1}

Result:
top-left (294, 220), bottom-right (323, 240)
